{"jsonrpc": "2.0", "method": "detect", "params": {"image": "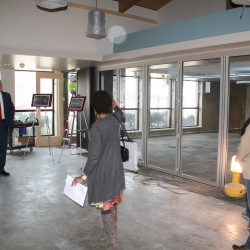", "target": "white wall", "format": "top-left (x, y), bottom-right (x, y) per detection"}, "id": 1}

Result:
top-left (0, 69), bottom-right (15, 104)
top-left (157, 0), bottom-right (227, 25)
top-left (0, 0), bottom-right (155, 60)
